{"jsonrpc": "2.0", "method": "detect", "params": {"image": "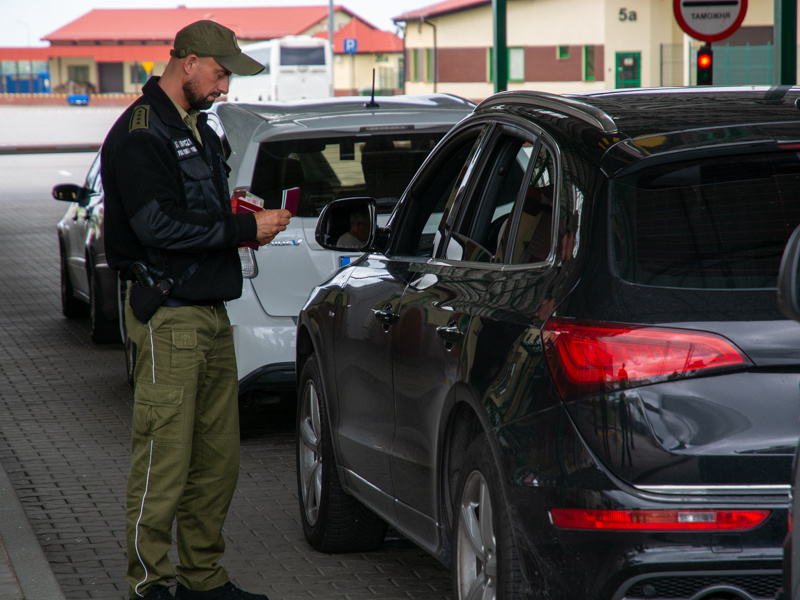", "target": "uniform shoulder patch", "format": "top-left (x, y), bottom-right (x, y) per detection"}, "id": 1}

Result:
top-left (129, 105), bottom-right (150, 132)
